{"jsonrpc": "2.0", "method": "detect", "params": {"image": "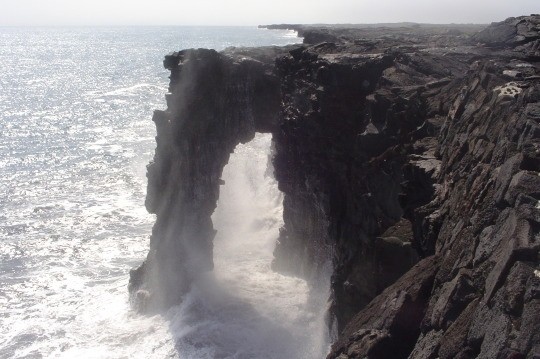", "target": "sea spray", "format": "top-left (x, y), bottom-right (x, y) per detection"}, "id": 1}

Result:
top-left (0, 26), bottom-right (300, 359)
top-left (166, 133), bottom-right (331, 358)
